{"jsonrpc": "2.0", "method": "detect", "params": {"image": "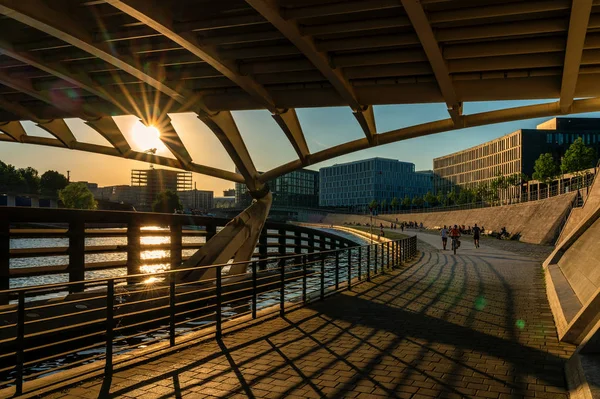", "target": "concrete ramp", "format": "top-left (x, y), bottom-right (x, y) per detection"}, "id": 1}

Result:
top-left (544, 176), bottom-right (600, 345)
